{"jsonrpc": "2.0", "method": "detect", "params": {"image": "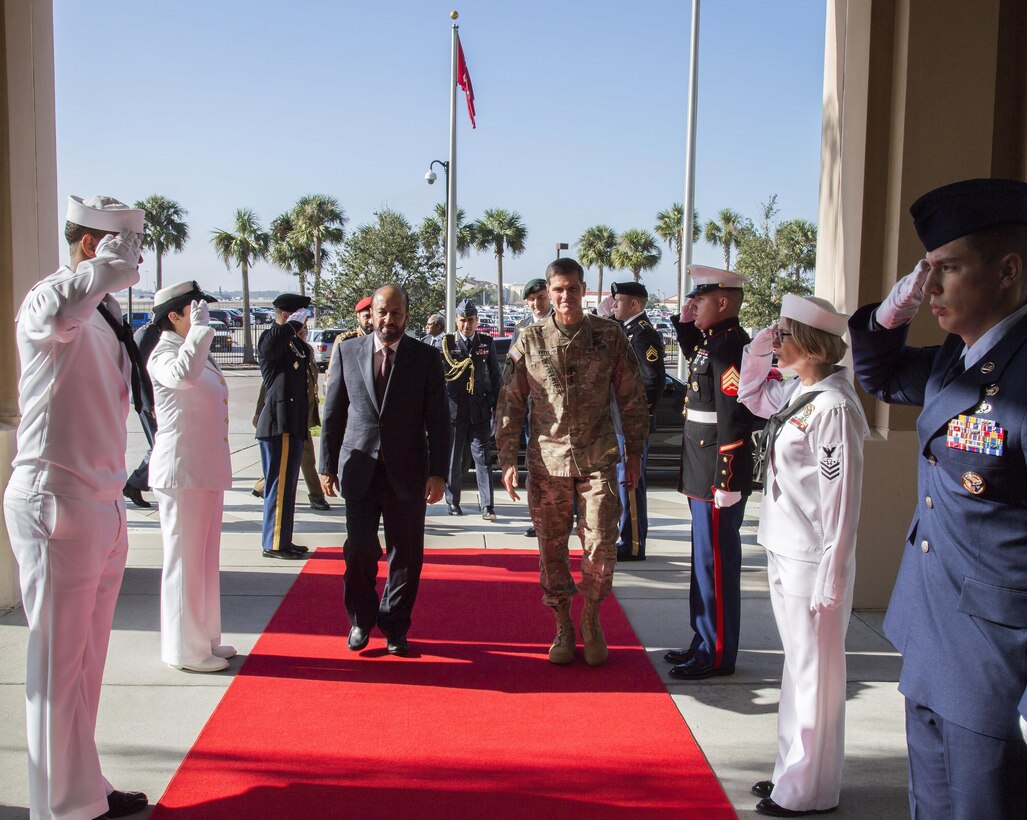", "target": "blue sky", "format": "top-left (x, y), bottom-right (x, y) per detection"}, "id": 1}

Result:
top-left (54, 0), bottom-right (826, 299)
